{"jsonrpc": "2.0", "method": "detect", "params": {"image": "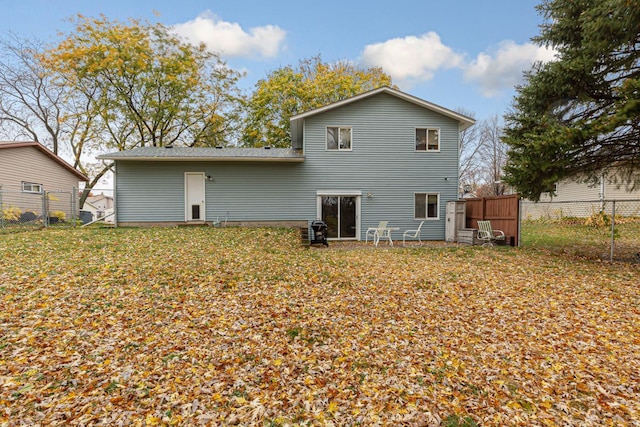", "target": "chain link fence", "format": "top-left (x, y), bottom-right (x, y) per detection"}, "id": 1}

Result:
top-left (521, 199), bottom-right (640, 262)
top-left (0, 188), bottom-right (79, 232)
